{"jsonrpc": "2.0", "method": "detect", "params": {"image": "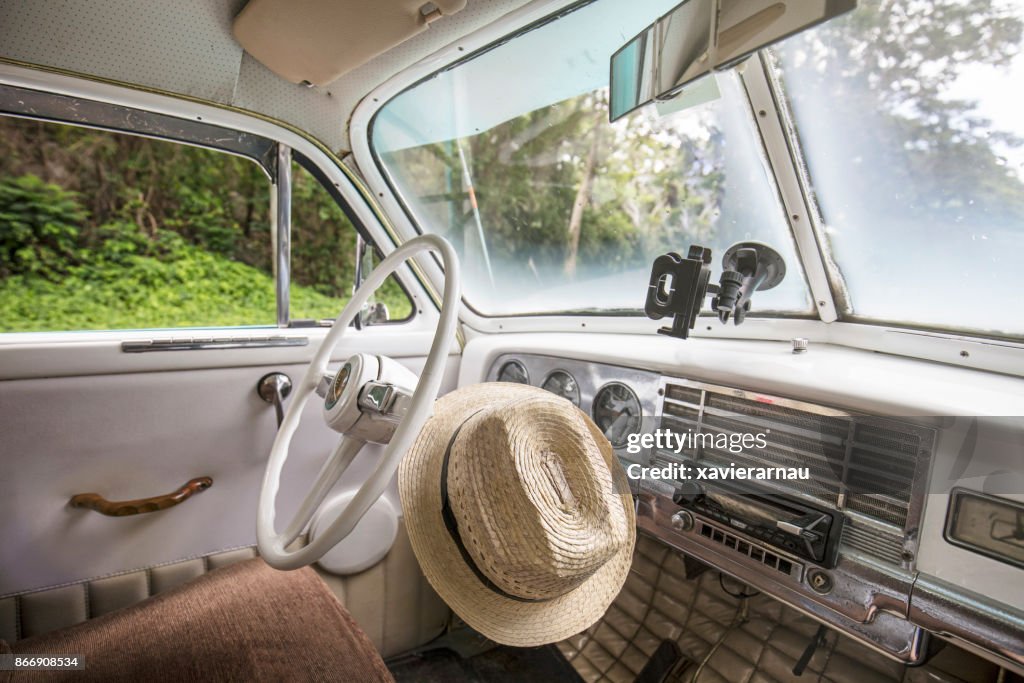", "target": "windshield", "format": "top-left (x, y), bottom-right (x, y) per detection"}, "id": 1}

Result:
top-left (773, 0), bottom-right (1024, 338)
top-left (371, 0), bottom-right (811, 317)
